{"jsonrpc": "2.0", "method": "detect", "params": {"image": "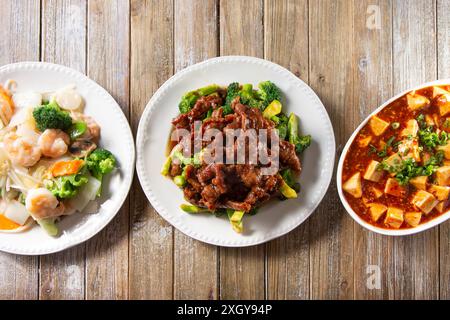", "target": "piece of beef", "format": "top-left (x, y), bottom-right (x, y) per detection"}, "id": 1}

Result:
top-left (172, 95), bottom-right (223, 129)
top-left (175, 96), bottom-right (301, 212)
top-left (279, 140), bottom-right (301, 172)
